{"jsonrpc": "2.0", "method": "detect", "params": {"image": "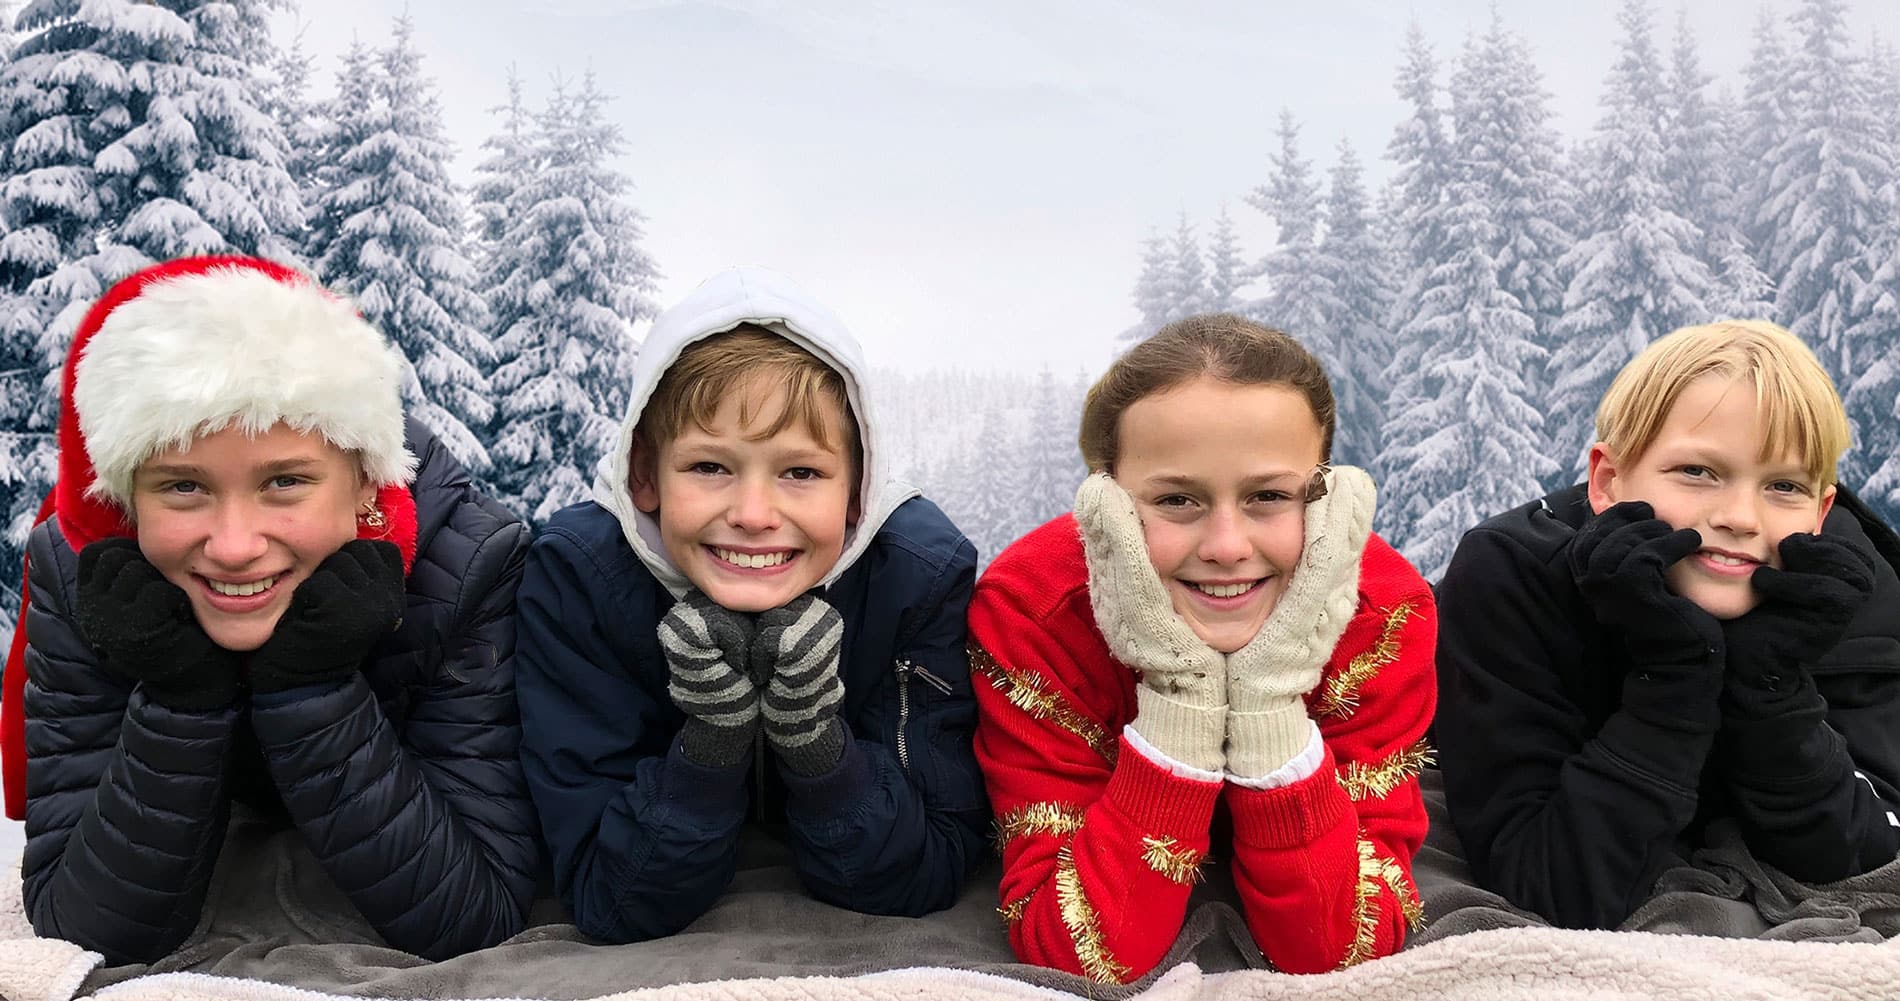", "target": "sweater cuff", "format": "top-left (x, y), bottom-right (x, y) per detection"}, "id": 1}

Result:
top-left (662, 730), bottom-right (753, 823)
top-left (1227, 745), bottom-right (1349, 850)
top-left (1104, 732), bottom-right (1222, 836)
top-left (779, 726), bottom-right (877, 821)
